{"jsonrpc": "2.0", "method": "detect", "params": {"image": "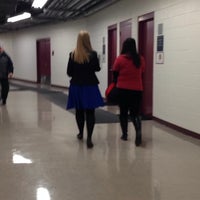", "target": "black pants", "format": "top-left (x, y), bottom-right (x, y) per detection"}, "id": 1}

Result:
top-left (0, 78), bottom-right (9, 102)
top-left (118, 89), bottom-right (142, 135)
